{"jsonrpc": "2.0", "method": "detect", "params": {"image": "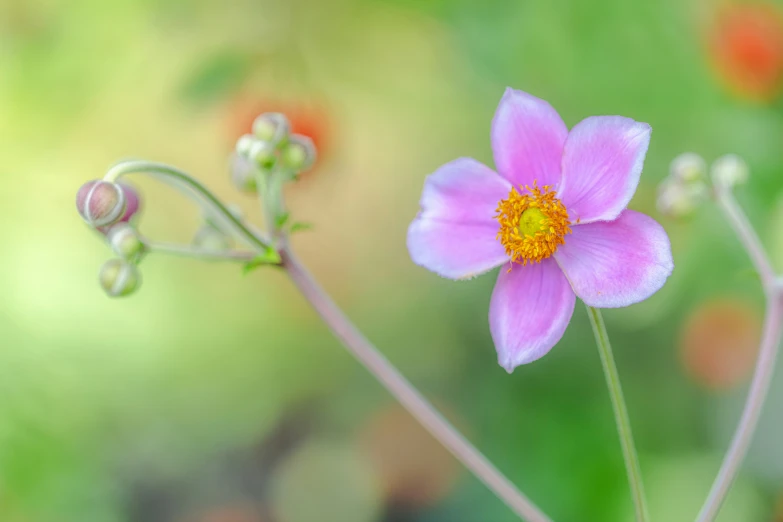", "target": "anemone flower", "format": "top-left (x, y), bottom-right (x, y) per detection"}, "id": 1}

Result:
top-left (407, 88), bottom-right (674, 372)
